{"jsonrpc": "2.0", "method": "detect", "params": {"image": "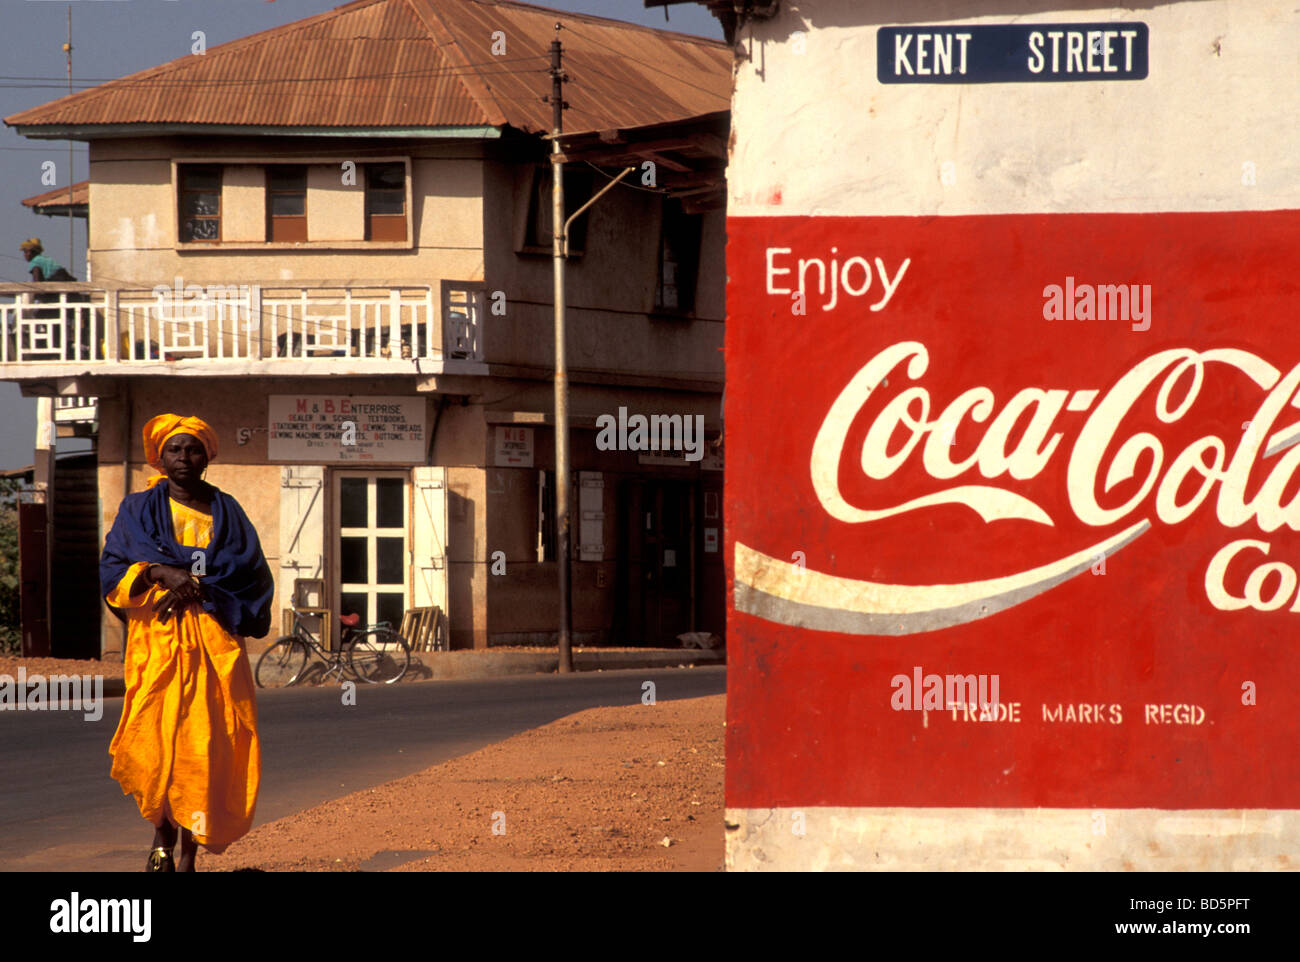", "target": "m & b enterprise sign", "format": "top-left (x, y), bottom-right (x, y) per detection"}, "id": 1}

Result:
top-left (877, 24), bottom-right (1148, 83)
